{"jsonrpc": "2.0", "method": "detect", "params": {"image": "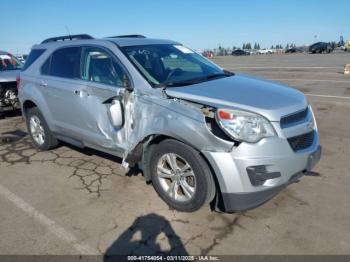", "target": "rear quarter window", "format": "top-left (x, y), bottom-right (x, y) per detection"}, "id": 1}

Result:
top-left (22, 49), bottom-right (46, 71)
top-left (41, 56), bottom-right (51, 75)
